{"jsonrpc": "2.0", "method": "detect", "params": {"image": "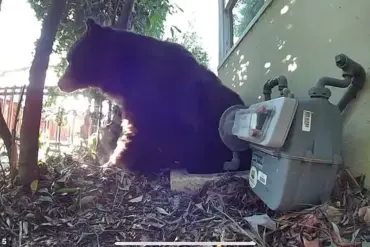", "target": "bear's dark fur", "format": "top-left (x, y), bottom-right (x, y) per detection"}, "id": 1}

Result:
top-left (58, 19), bottom-right (251, 174)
